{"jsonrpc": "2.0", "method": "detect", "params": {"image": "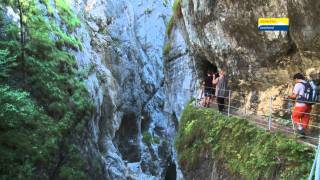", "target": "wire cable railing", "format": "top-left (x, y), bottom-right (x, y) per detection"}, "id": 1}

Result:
top-left (194, 88), bottom-right (320, 147)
